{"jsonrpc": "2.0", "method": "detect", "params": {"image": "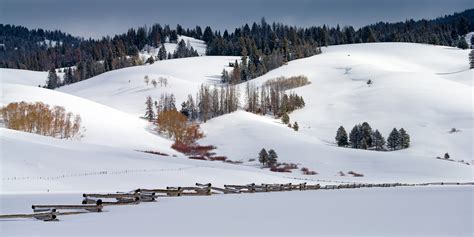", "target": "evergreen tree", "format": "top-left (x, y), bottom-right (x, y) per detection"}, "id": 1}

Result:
top-left (361, 138), bottom-right (368, 150)
top-left (221, 69), bottom-right (230, 83)
top-left (173, 39), bottom-right (188, 58)
top-left (335, 126), bottom-right (349, 147)
top-left (267, 149), bottom-right (278, 167)
top-left (444, 152), bottom-right (450, 159)
top-left (281, 113), bottom-right (290, 124)
top-left (293, 121), bottom-right (299, 131)
top-left (361, 122), bottom-right (373, 147)
top-left (349, 124), bottom-right (362, 149)
top-left (387, 128), bottom-right (400, 150)
top-left (158, 46), bottom-right (167, 60)
top-left (258, 148), bottom-right (269, 167)
top-left (469, 50), bottom-right (474, 69)
top-left (399, 128), bottom-right (410, 149)
top-left (372, 129), bottom-right (386, 150)
top-left (63, 67), bottom-right (74, 85)
top-left (144, 96), bottom-right (155, 122)
top-left (145, 56), bottom-right (155, 64)
top-left (457, 37), bottom-right (469, 49)
top-left (46, 68), bottom-right (59, 89)
top-left (180, 101), bottom-right (190, 118)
